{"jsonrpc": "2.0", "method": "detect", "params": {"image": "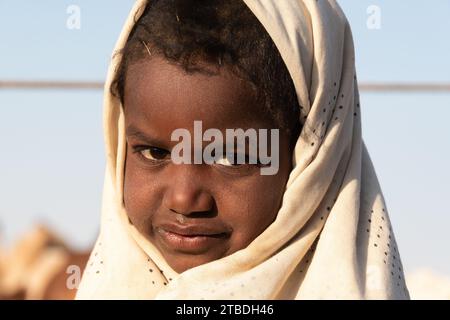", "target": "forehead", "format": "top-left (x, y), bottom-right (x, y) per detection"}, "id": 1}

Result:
top-left (123, 56), bottom-right (274, 133)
